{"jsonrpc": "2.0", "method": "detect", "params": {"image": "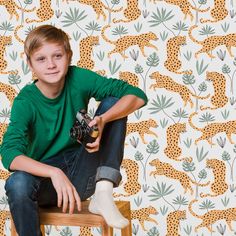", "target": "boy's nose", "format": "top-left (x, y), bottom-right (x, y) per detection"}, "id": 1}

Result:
top-left (47, 59), bottom-right (56, 68)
